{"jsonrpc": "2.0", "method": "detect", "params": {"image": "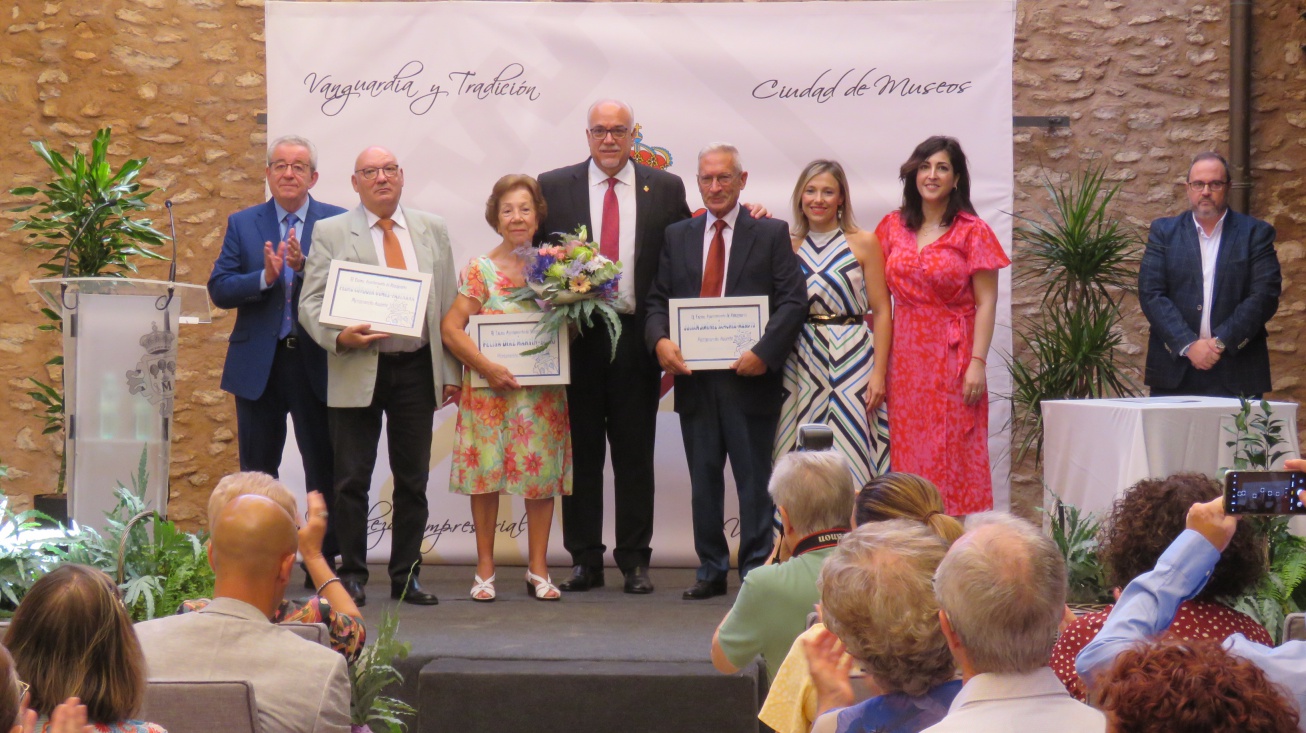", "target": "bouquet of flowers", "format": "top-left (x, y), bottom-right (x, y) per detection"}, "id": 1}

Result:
top-left (511, 225), bottom-right (623, 359)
